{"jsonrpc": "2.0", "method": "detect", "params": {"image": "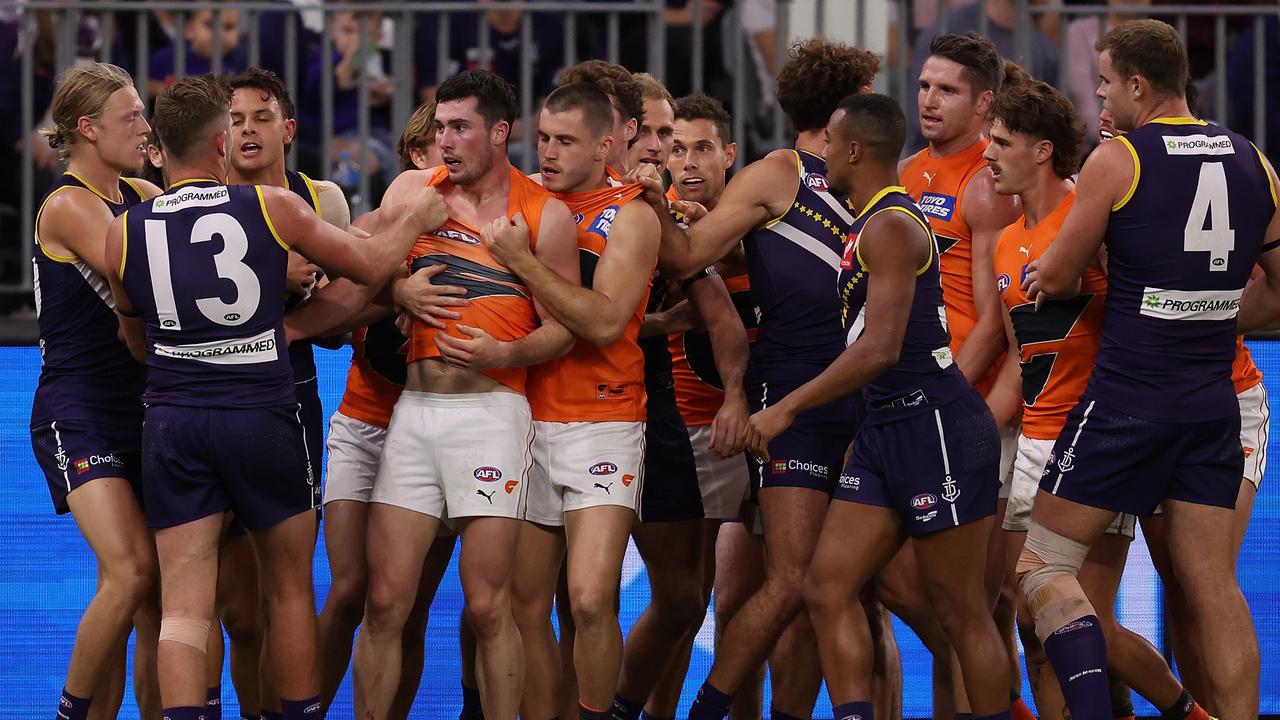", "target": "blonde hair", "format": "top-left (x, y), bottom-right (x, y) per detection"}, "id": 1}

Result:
top-left (40, 62), bottom-right (135, 161)
top-left (397, 102), bottom-right (436, 172)
top-left (632, 72), bottom-right (675, 108)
